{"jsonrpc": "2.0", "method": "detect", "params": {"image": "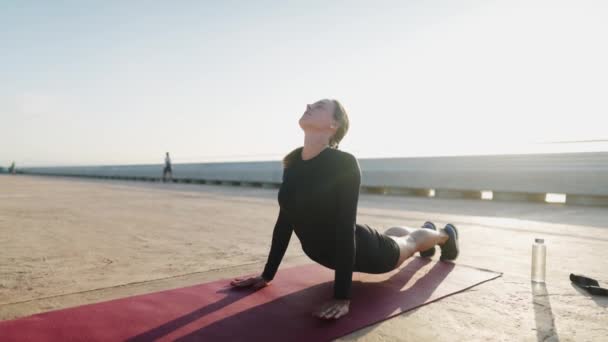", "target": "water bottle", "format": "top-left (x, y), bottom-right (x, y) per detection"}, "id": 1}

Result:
top-left (531, 238), bottom-right (546, 283)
